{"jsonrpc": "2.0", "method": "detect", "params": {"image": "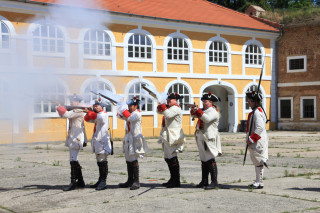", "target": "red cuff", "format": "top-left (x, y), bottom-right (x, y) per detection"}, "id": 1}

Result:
top-left (122, 110), bottom-right (131, 118)
top-left (56, 105), bottom-right (67, 116)
top-left (249, 132), bottom-right (261, 143)
top-left (195, 108), bottom-right (204, 118)
top-left (157, 104), bottom-right (167, 112)
top-left (190, 109), bottom-right (196, 115)
top-left (84, 110), bottom-right (97, 121)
